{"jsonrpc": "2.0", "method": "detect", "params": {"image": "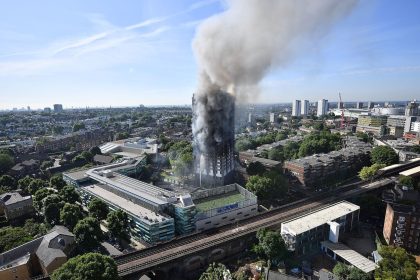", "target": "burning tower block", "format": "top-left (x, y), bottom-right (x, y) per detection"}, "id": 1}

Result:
top-left (192, 90), bottom-right (235, 187)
